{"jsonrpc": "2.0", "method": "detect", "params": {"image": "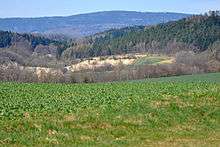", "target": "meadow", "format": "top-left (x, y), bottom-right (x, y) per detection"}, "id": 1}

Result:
top-left (133, 55), bottom-right (173, 66)
top-left (0, 73), bottom-right (220, 146)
